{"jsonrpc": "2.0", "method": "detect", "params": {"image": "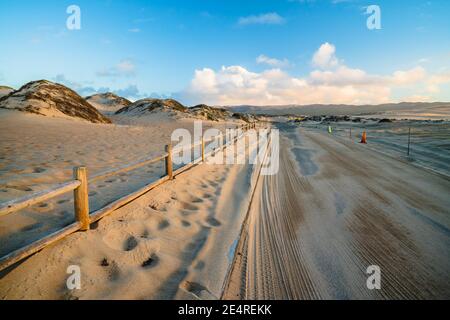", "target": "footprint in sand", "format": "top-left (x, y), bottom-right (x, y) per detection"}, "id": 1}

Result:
top-left (57, 199), bottom-right (70, 204)
top-left (158, 219), bottom-right (170, 230)
top-left (209, 181), bottom-right (219, 188)
top-left (181, 220), bottom-right (191, 227)
top-left (215, 176), bottom-right (225, 182)
top-left (148, 201), bottom-right (165, 212)
top-left (181, 202), bottom-right (199, 211)
top-left (124, 236), bottom-right (138, 251)
top-left (194, 261), bottom-right (205, 270)
top-left (88, 191), bottom-right (98, 196)
top-left (6, 185), bottom-right (33, 192)
top-left (90, 221), bottom-right (100, 230)
top-left (21, 222), bottom-right (44, 232)
top-left (100, 259), bottom-right (121, 281)
top-left (35, 202), bottom-right (54, 213)
top-left (180, 281), bottom-right (210, 297)
top-left (141, 254), bottom-right (159, 269)
top-left (33, 167), bottom-right (46, 173)
top-left (206, 217), bottom-right (222, 227)
top-left (190, 197), bottom-right (203, 203)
